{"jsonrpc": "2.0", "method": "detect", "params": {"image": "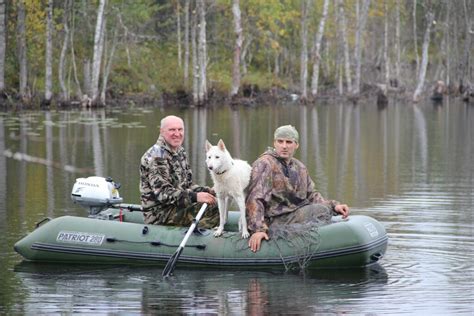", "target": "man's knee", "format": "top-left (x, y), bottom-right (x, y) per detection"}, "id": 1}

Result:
top-left (298, 204), bottom-right (332, 222)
